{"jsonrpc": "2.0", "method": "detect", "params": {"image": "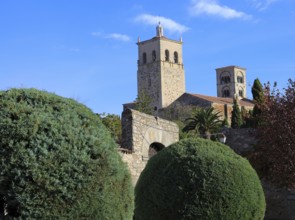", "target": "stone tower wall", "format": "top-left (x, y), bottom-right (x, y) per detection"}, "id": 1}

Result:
top-left (137, 37), bottom-right (185, 109)
top-left (121, 108), bottom-right (179, 184)
top-left (137, 62), bottom-right (162, 108)
top-left (216, 66), bottom-right (247, 98)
